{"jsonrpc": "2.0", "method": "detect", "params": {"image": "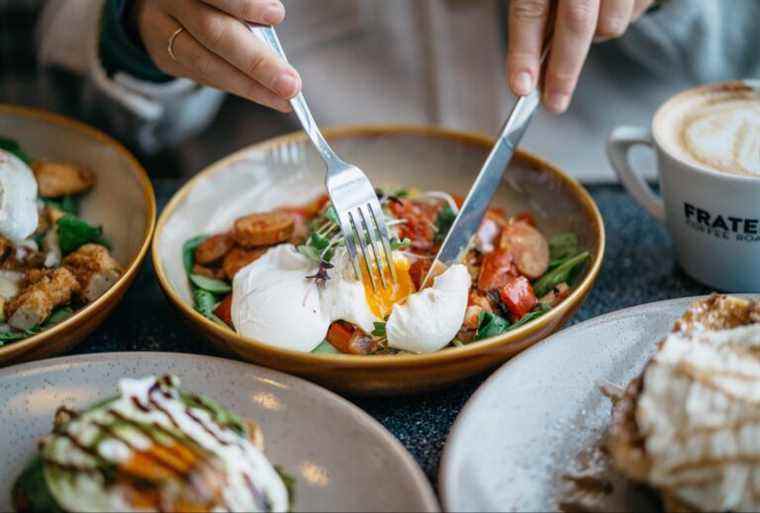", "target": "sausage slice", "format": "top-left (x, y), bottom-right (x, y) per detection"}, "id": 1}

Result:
top-left (500, 221), bottom-right (550, 279)
top-left (232, 212), bottom-right (295, 247)
top-left (195, 233), bottom-right (235, 265)
top-left (223, 247), bottom-right (266, 280)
